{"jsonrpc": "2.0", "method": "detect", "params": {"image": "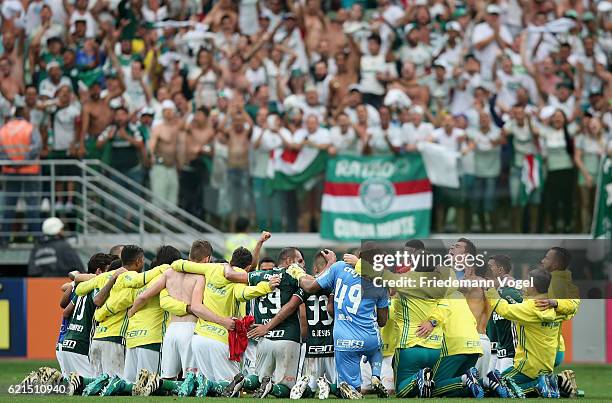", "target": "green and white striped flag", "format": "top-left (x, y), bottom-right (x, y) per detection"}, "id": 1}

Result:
top-left (266, 146), bottom-right (327, 192)
top-left (592, 156), bottom-right (612, 239)
top-left (320, 154), bottom-right (432, 241)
